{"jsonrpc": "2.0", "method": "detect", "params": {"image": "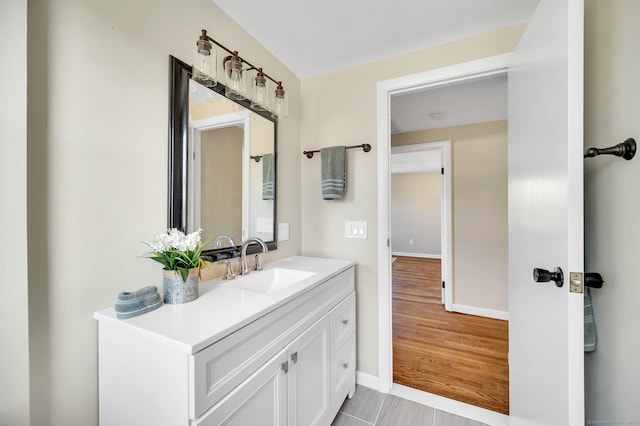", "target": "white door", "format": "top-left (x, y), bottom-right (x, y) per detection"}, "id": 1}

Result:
top-left (195, 350), bottom-right (287, 426)
top-left (287, 315), bottom-right (331, 426)
top-left (508, 0), bottom-right (584, 424)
